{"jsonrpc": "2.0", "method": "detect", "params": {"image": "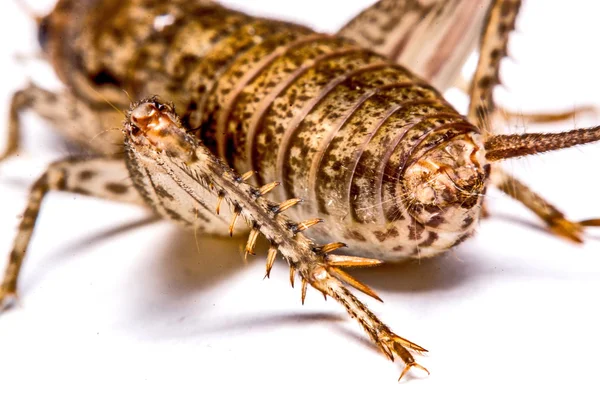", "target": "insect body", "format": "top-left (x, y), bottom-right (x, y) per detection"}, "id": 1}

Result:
top-left (2, 0), bottom-right (600, 383)
top-left (35, 0), bottom-right (487, 260)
